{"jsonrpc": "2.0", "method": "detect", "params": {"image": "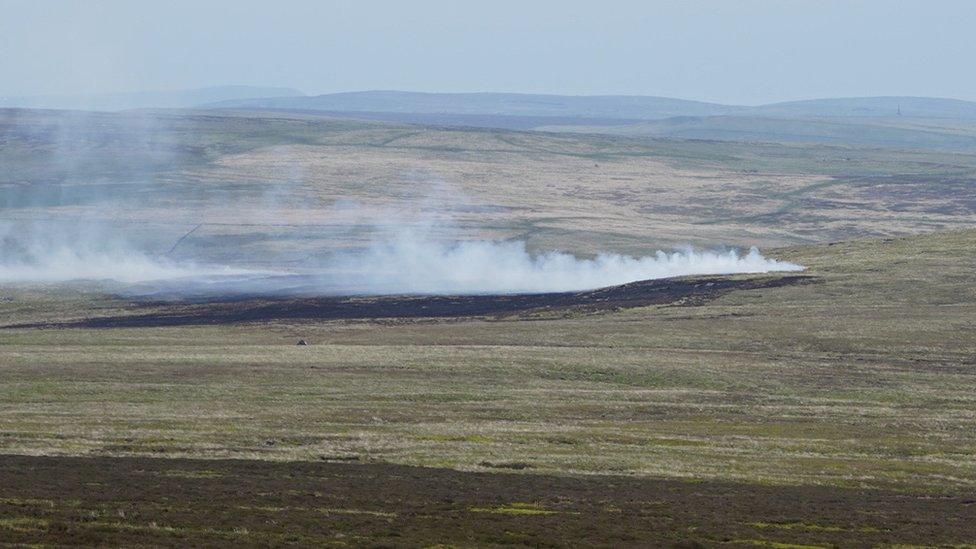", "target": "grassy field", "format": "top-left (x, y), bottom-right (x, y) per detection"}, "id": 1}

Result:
top-left (2, 108), bottom-right (975, 545)
top-left (0, 230), bottom-right (974, 545)
top-left (1, 230), bottom-right (973, 495)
